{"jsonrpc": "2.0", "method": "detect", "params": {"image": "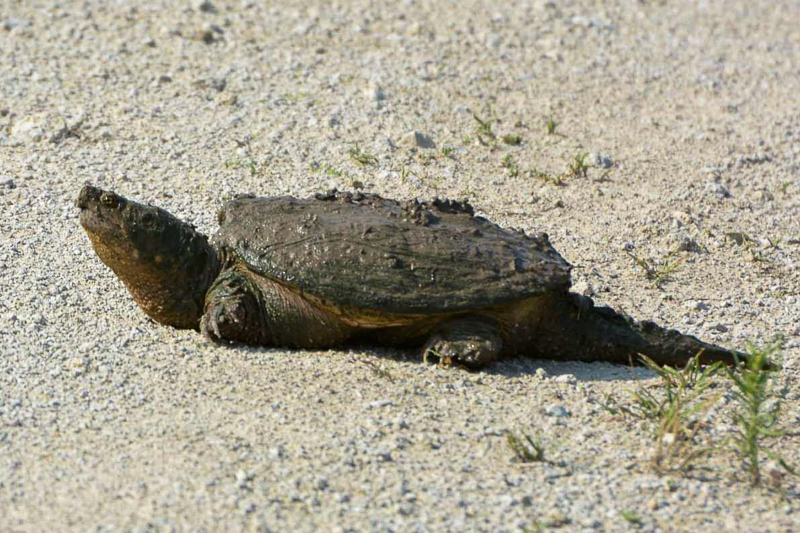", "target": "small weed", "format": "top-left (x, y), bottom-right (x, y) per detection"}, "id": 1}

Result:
top-left (398, 164), bottom-right (413, 184)
top-left (359, 359), bottom-right (394, 382)
top-left (601, 355), bottom-right (722, 421)
top-left (220, 94), bottom-right (239, 106)
top-left (749, 248), bottom-right (767, 263)
top-left (507, 431), bottom-right (546, 463)
top-left (417, 152), bottom-right (439, 166)
top-left (502, 134), bottom-right (522, 146)
top-left (441, 146), bottom-right (455, 159)
top-left (567, 152), bottom-right (589, 178)
top-left (351, 179), bottom-right (364, 190)
top-left (620, 510), bottom-right (643, 526)
top-left (531, 168), bottom-right (564, 186)
top-left (601, 355), bottom-right (724, 475)
top-left (280, 91), bottom-right (310, 103)
top-left (541, 512), bottom-right (571, 529)
top-left (349, 143), bottom-right (377, 166)
top-left (728, 341), bottom-right (796, 486)
top-left (310, 161), bottom-right (353, 181)
top-left (778, 181), bottom-right (791, 195)
top-left (726, 232), bottom-right (775, 263)
top-left (546, 117), bottom-right (559, 135)
top-left (596, 168), bottom-right (614, 182)
top-left (766, 236), bottom-right (782, 249)
top-left (623, 246), bottom-right (685, 289)
top-left (521, 522), bottom-right (546, 533)
top-left (224, 159), bottom-right (259, 177)
top-left (472, 112), bottom-right (497, 145)
top-left (502, 154), bottom-right (520, 177)
top-left (601, 349), bottom-right (796, 482)
top-left (725, 232), bottom-right (754, 246)
top-left (523, 513), bottom-right (571, 532)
